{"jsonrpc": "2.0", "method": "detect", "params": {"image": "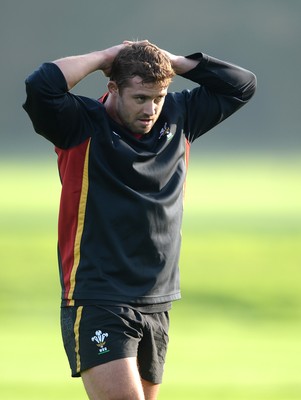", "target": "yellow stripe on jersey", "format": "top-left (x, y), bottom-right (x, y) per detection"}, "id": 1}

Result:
top-left (68, 139), bottom-right (91, 304)
top-left (74, 306), bottom-right (83, 374)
